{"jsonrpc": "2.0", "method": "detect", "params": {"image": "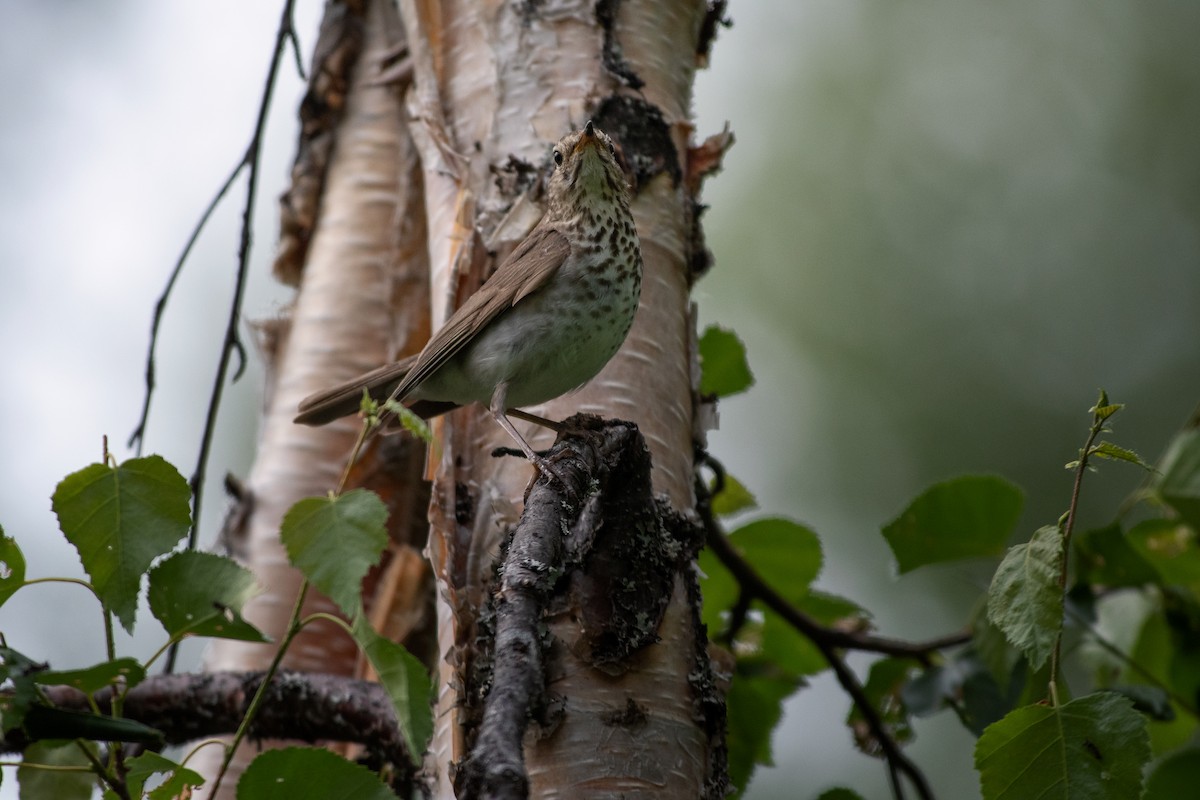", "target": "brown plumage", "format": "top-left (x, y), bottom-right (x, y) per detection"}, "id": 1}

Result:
top-left (295, 121), bottom-right (642, 470)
